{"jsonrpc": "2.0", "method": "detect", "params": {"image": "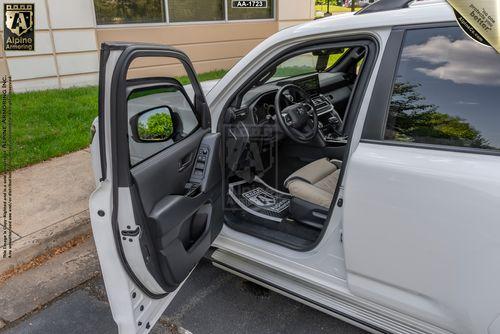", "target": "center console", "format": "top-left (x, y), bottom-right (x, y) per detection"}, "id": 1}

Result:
top-left (311, 94), bottom-right (344, 143)
top-left (292, 74), bottom-right (345, 144)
